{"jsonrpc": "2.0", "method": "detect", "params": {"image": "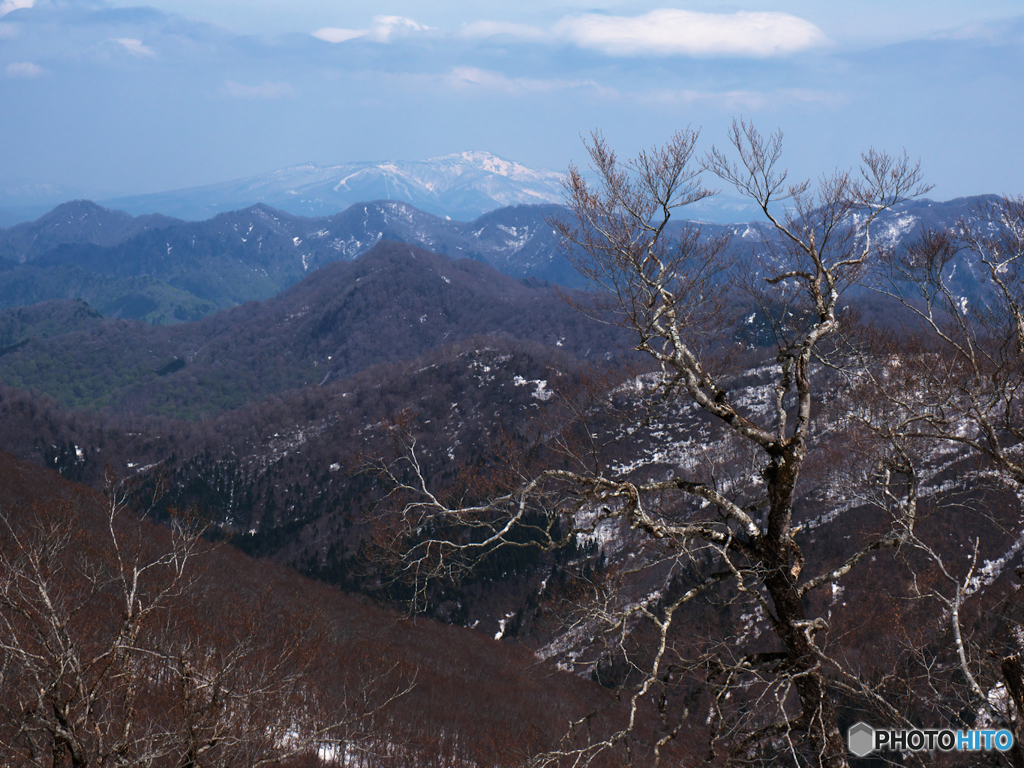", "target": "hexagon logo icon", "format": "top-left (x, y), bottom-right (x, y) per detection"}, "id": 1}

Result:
top-left (848, 722), bottom-right (875, 757)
